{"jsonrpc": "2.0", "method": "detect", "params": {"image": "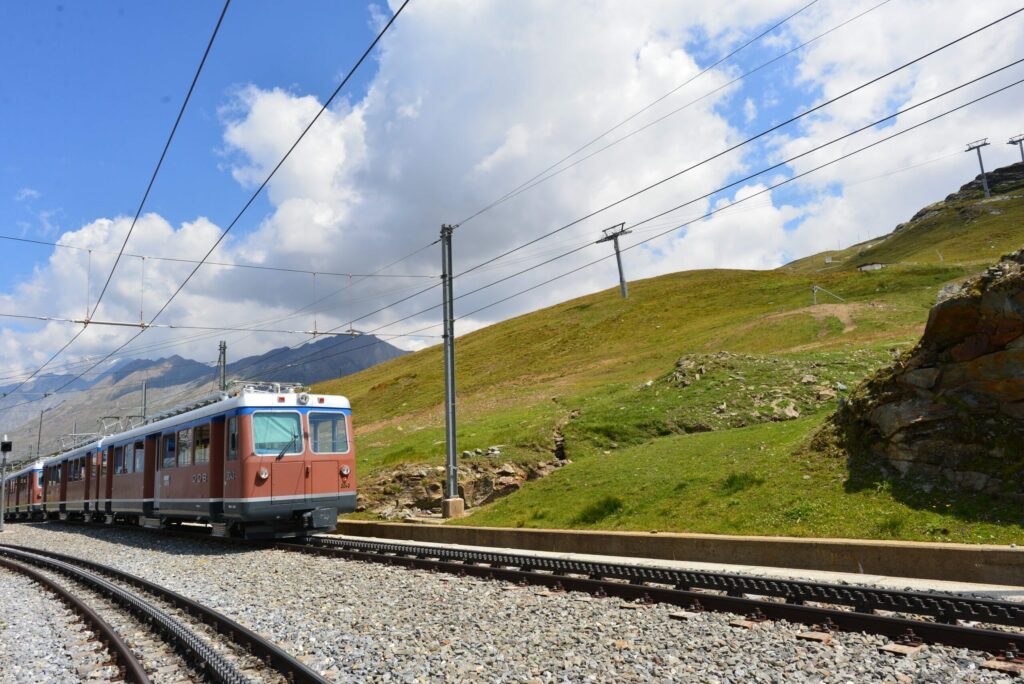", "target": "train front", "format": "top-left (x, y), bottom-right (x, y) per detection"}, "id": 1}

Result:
top-left (224, 388), bottom-right (356, 538)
